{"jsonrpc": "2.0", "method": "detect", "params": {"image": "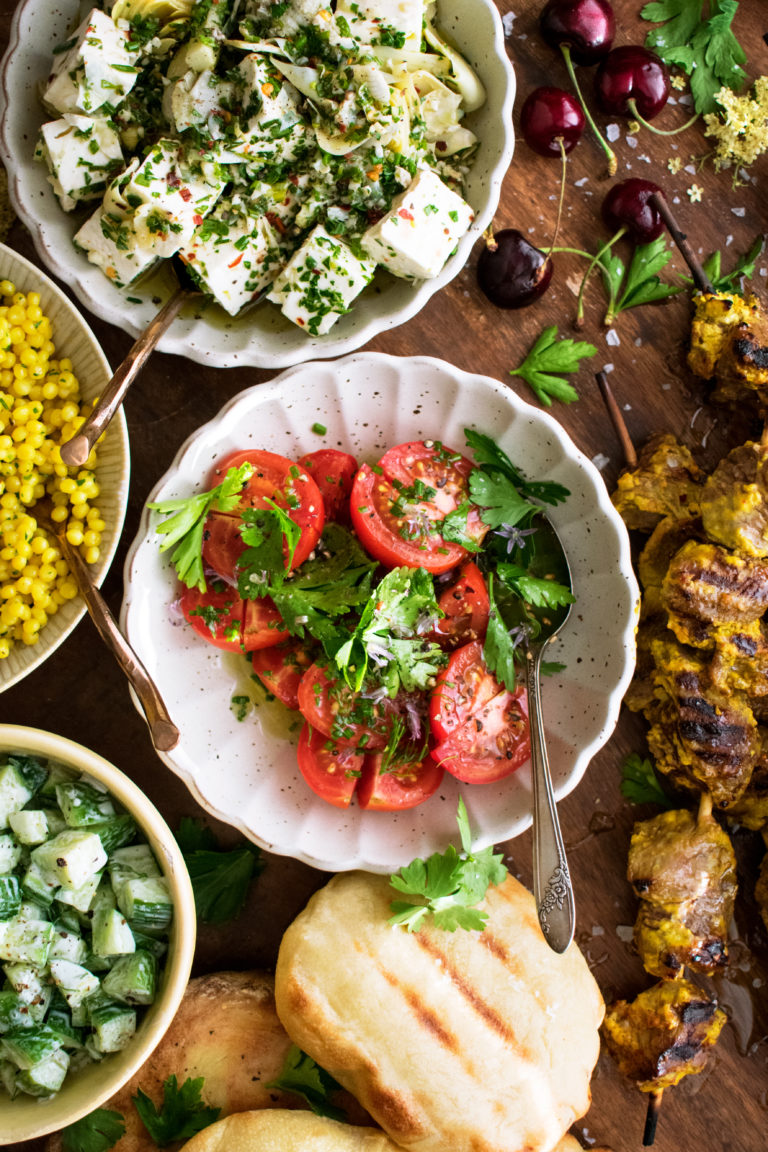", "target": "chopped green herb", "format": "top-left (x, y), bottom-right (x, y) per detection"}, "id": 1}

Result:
top-left (61, 1108), bottom-right (126, 1152)
top-left (311, 421), bottom-right (328, 435)
top-left (175, 817), bottom-right (263, 923)
top-left (509, 327), bottom-right (597, 407)
top-left (620, 753), bottom-right (675, 808)
top-left (266, 1045), bottom-right (346, 1121)
top-left (133, 1076), bottom-right (220, 1146)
